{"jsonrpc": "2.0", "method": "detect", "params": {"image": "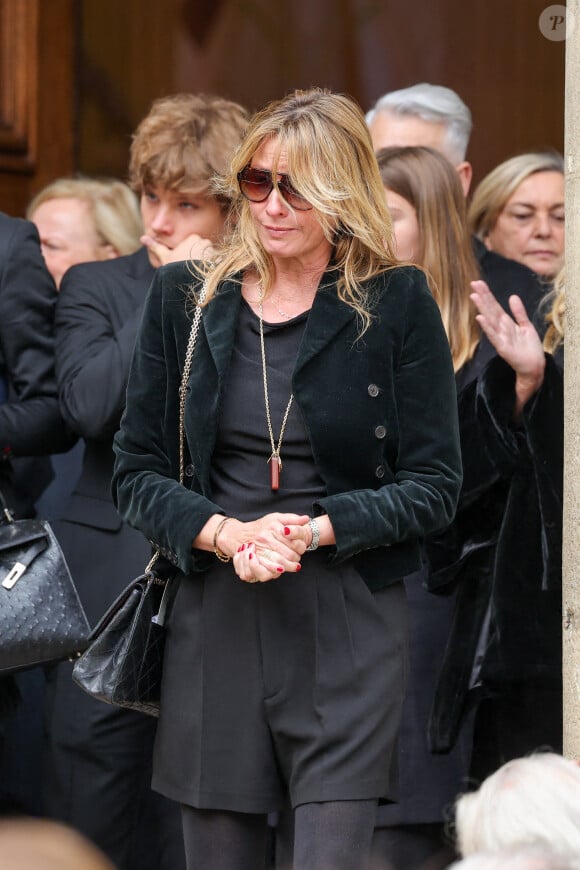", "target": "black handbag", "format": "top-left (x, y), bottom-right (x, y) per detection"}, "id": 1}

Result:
top-left (71, 567), bottom-right (175, 717)
top-left (0, 492), bottom-right (90, 674)
top-left (72, 293), bottom-right (204, 717)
